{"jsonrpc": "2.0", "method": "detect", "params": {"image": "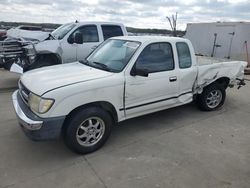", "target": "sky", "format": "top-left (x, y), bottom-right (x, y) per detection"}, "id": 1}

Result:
top-left (0, 0), bottom-right (250, 30)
